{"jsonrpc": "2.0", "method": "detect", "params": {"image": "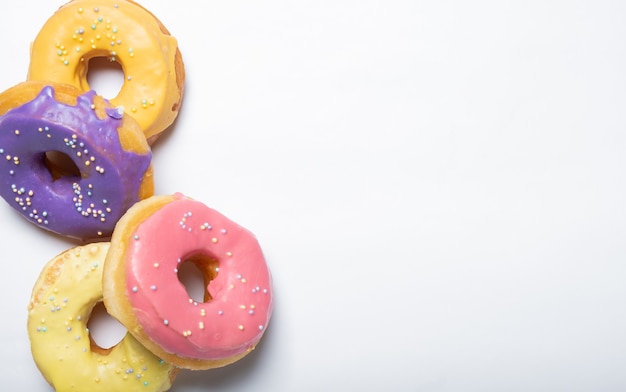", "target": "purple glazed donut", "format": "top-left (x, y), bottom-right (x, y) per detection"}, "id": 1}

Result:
top-left (0, 81), bottom-right (154, 240)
